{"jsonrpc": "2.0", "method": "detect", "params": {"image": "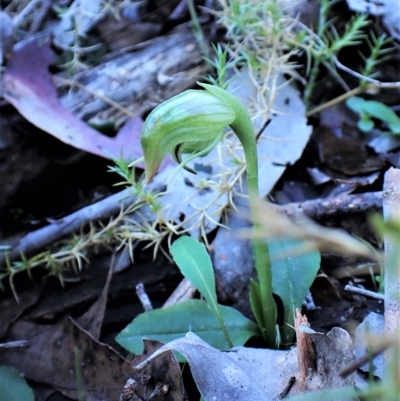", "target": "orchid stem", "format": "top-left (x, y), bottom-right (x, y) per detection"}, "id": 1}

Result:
top-left (202, 84), bottom-right (278, 346)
